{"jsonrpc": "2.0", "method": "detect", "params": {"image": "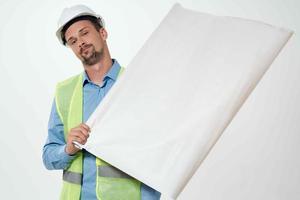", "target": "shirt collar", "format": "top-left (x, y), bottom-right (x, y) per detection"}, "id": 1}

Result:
top-left (82, 59), bottom-right (121, 86)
